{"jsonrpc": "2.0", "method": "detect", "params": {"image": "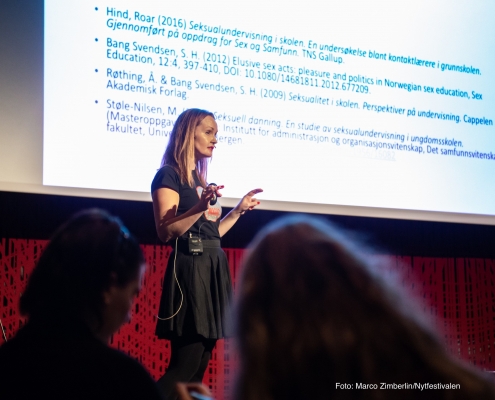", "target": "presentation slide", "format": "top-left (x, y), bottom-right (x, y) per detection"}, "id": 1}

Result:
top-left (42, 0), bottom-right (495, 219)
